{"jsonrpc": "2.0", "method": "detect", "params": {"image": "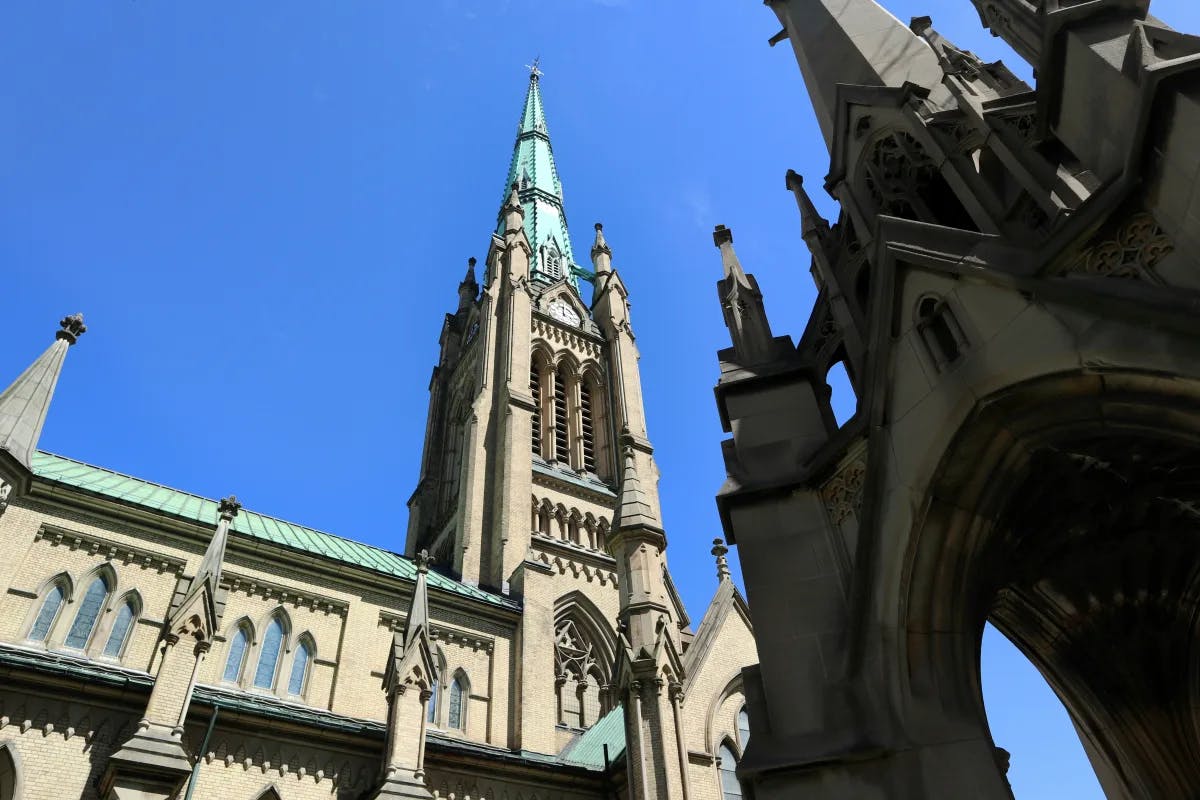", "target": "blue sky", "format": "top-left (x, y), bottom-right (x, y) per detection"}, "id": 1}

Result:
top-left (4, 1), bottom-right (1197, 796)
